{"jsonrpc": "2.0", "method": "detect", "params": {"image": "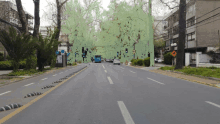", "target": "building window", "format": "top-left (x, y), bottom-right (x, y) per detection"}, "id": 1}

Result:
top-left (187, 32), bottom-right (195, 41)
top-left (187, 16), bottom-right (195, 27)
top-left (173, 26), bottom-right (179, 35)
